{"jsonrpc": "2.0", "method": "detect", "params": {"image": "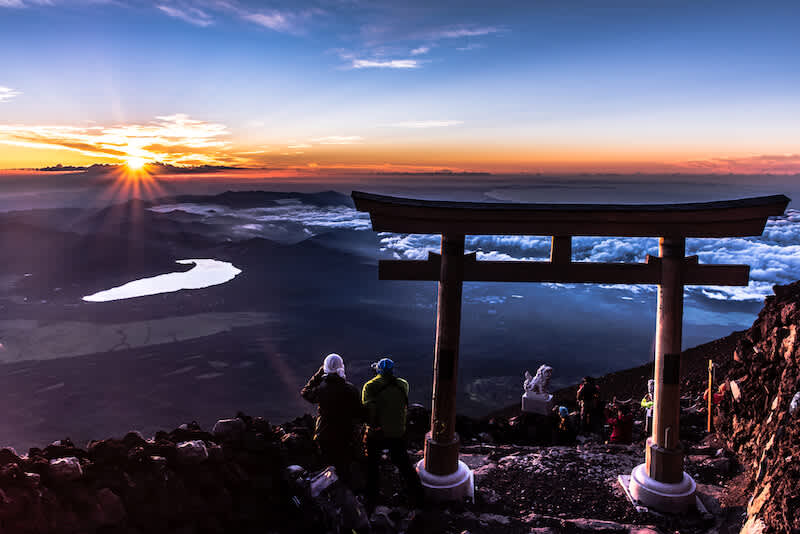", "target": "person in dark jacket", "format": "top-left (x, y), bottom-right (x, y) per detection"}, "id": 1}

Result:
top-left (362, 357), bottom-right (424, 512)
top-left (301, 353), bottom-right (362, 484)
top-left (552, 405), bottom-right (576, 445)
top-left (577, 376), bottom-right (601, 434)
